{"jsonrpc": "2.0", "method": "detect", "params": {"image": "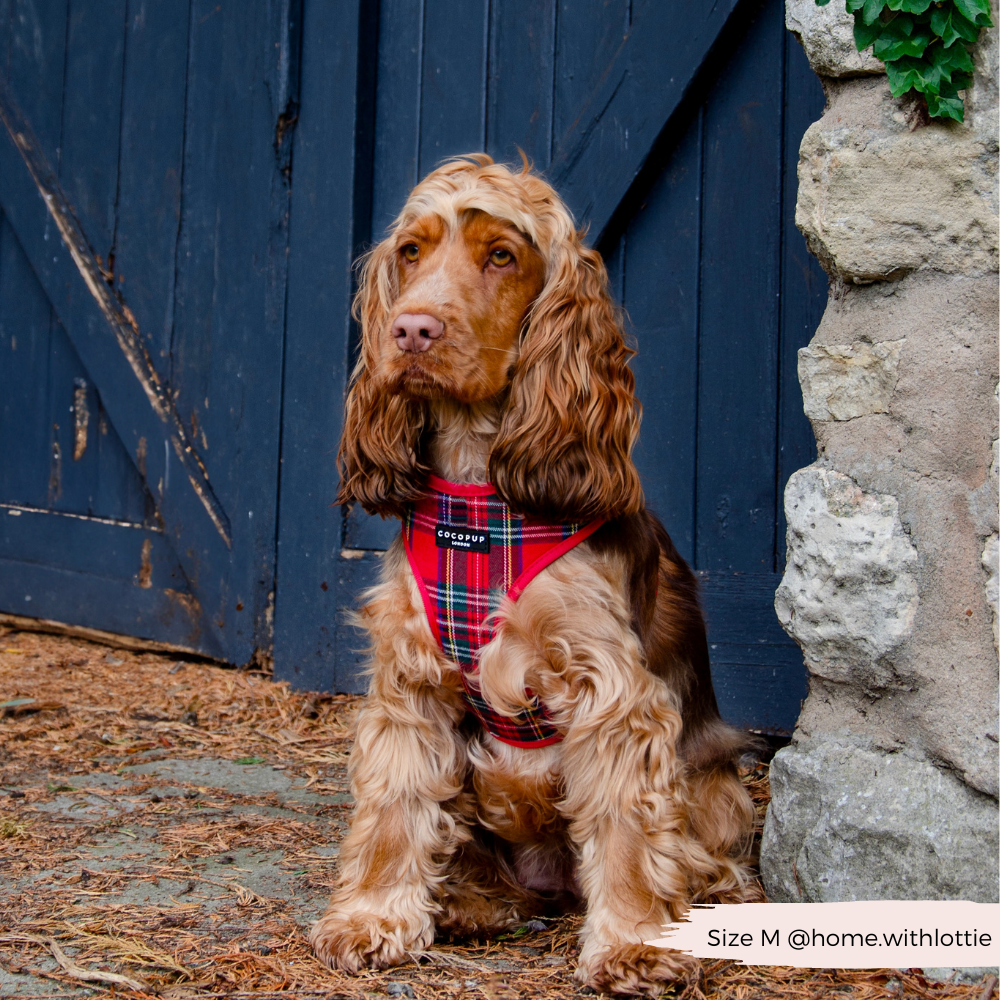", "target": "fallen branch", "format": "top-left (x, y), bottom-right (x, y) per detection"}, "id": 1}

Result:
top-left (0, 933), bottom-right (149, 992)
top-left (409, 948), bottom-right (492, 971)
